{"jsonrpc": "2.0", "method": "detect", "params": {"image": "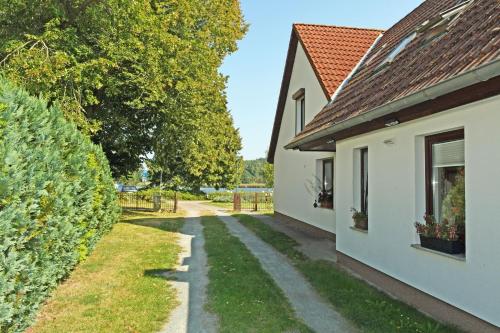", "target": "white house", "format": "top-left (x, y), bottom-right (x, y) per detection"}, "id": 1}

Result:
top-left (272, 0), bottom-right (500, 332)
top-left (267, 24), bottom-right (381, 238)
